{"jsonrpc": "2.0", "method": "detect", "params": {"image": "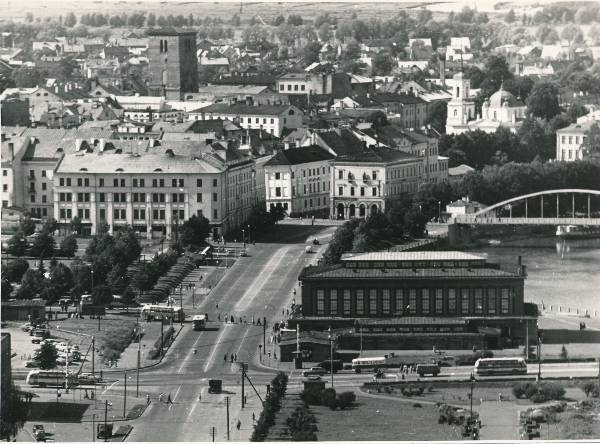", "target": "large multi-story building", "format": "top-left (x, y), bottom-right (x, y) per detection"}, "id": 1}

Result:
top-left (294, 251), bottom-right (534, 350)
top-left (276, 72), bottom-right (333, 95)
top-left (264, 145), bottom-right (334, 217)
top-left (445, 72), bottom-right (477, 135)
top-left (52, 140), bottom-right (261, 239)
top-left (147, 28), bottom-right (198, 100)
top-left (555, 121), bottom-right (594, 161)
top-left (1, 131), bottom-right (28, 209)
top-left (188, 101), bottom-right (303, 137)
top-left (330, 146), bottom-right (422, 219)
